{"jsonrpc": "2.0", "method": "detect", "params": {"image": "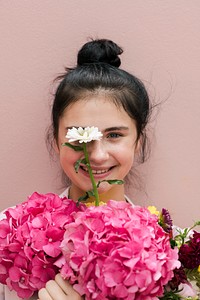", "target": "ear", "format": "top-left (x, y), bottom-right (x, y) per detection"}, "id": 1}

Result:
top-left (135, 137), bottom-right (141, 153)
top-left (53, 139), bottom-right (60, 154)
